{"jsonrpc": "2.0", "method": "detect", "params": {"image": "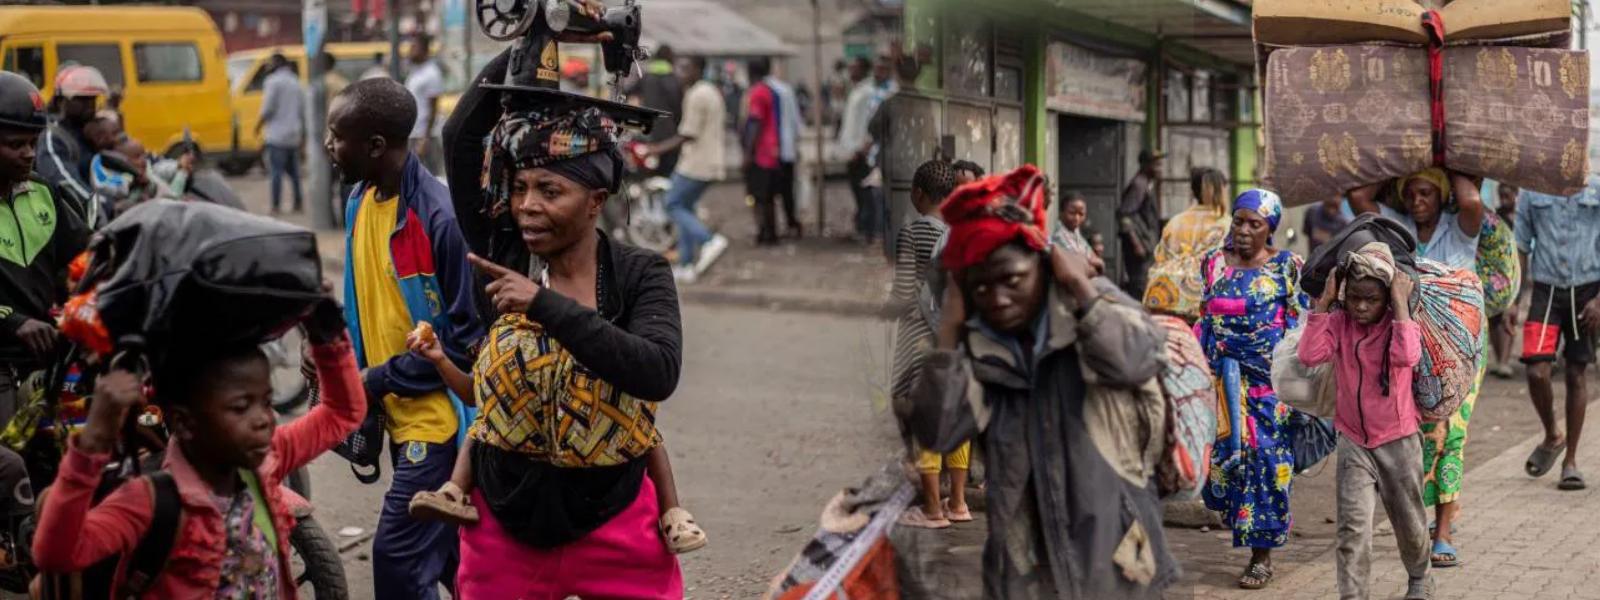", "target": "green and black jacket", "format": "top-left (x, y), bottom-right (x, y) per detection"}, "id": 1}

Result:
top-left (0, 177), bottom-right (88, 369)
